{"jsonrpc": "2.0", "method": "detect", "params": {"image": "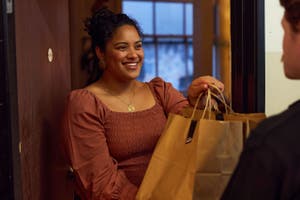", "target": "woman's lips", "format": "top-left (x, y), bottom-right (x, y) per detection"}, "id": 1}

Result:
top-left (124, 62), bottom-right (139, 69)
